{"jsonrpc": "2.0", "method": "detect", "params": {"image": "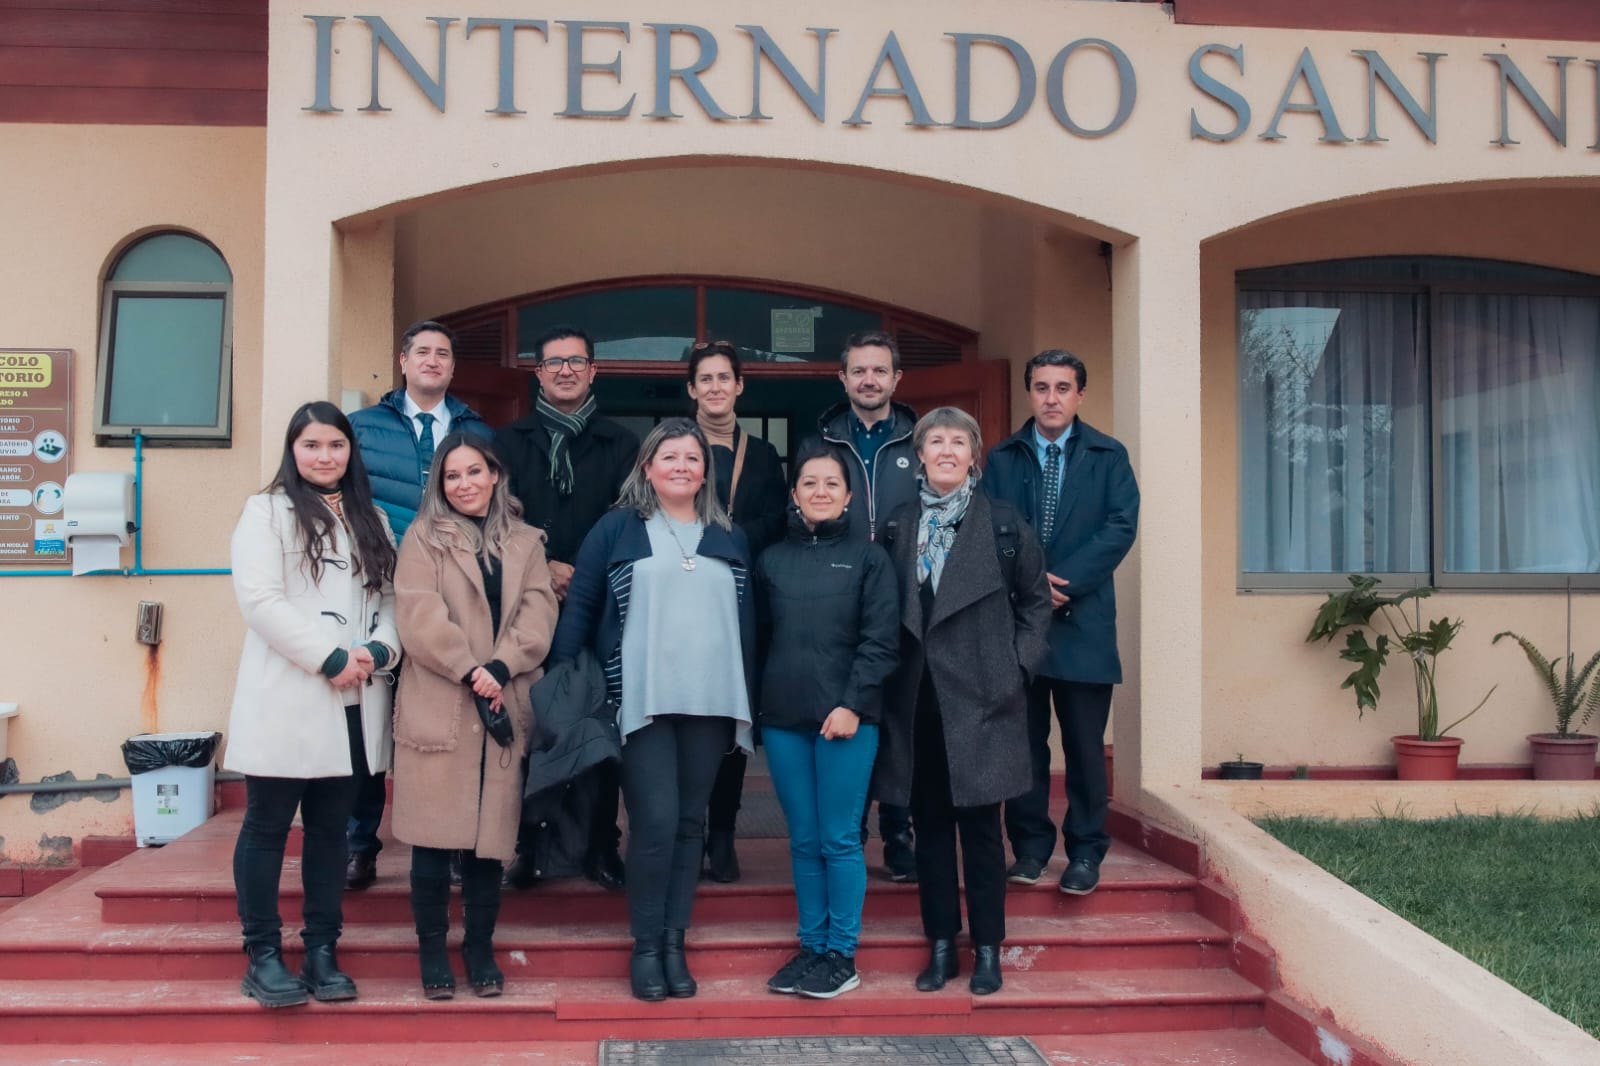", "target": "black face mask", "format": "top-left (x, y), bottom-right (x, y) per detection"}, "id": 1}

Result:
top-left (474, 692), bottom-right (515, 748)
